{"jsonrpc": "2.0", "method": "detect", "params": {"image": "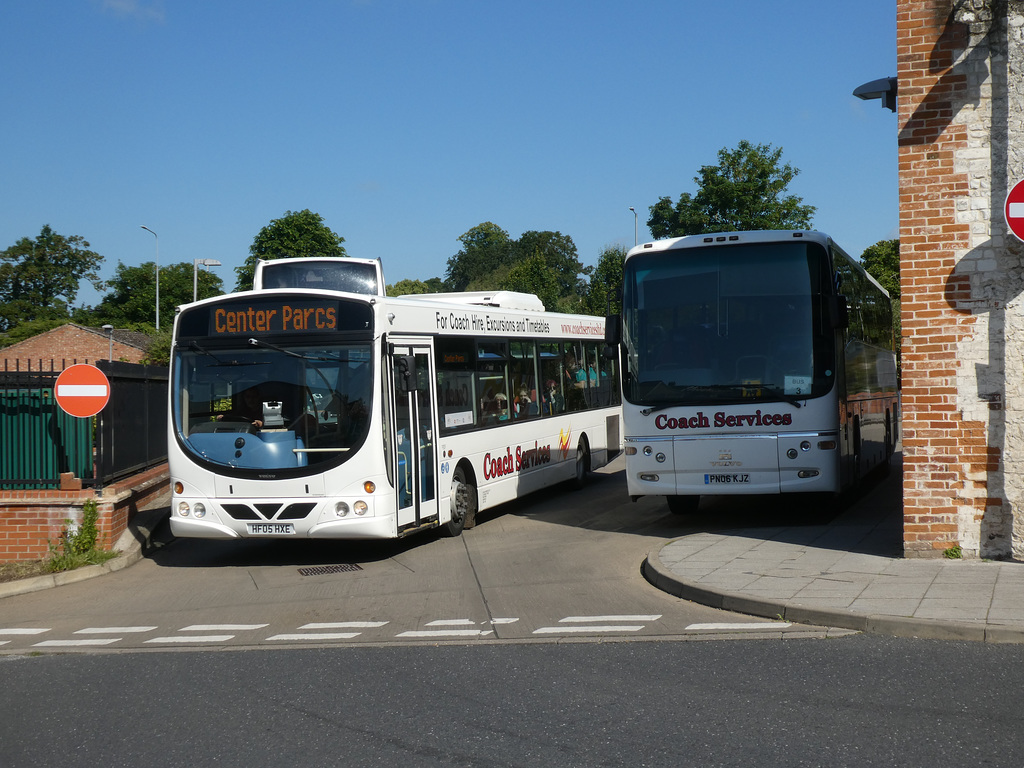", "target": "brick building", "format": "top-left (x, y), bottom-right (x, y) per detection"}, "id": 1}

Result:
top-left (898, 0), bottom-right (1024, 558)
top-left (0, 324), bottom-right (152, 372)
